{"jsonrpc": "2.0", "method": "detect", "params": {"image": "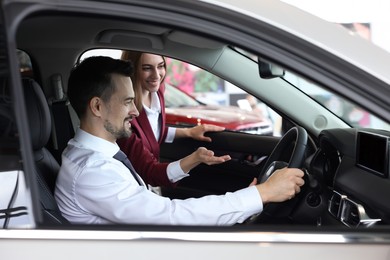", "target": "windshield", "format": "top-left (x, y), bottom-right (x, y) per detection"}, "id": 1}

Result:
top-left (283, 71), bottom-right (390, 130)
